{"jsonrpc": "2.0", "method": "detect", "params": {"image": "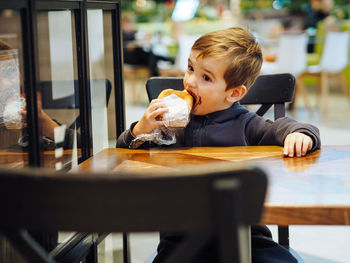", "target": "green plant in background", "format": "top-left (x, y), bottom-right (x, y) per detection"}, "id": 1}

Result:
top-left (121, 0), bottom-right (173, 23)
top-left (240, 0), bottom-right (299, 13)
top-left (240, 0), bottom-right (349, 16)
top-left (121, 0), bottom-right (221, 23)
top-left (332, 3), bottom-right (350, 20)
